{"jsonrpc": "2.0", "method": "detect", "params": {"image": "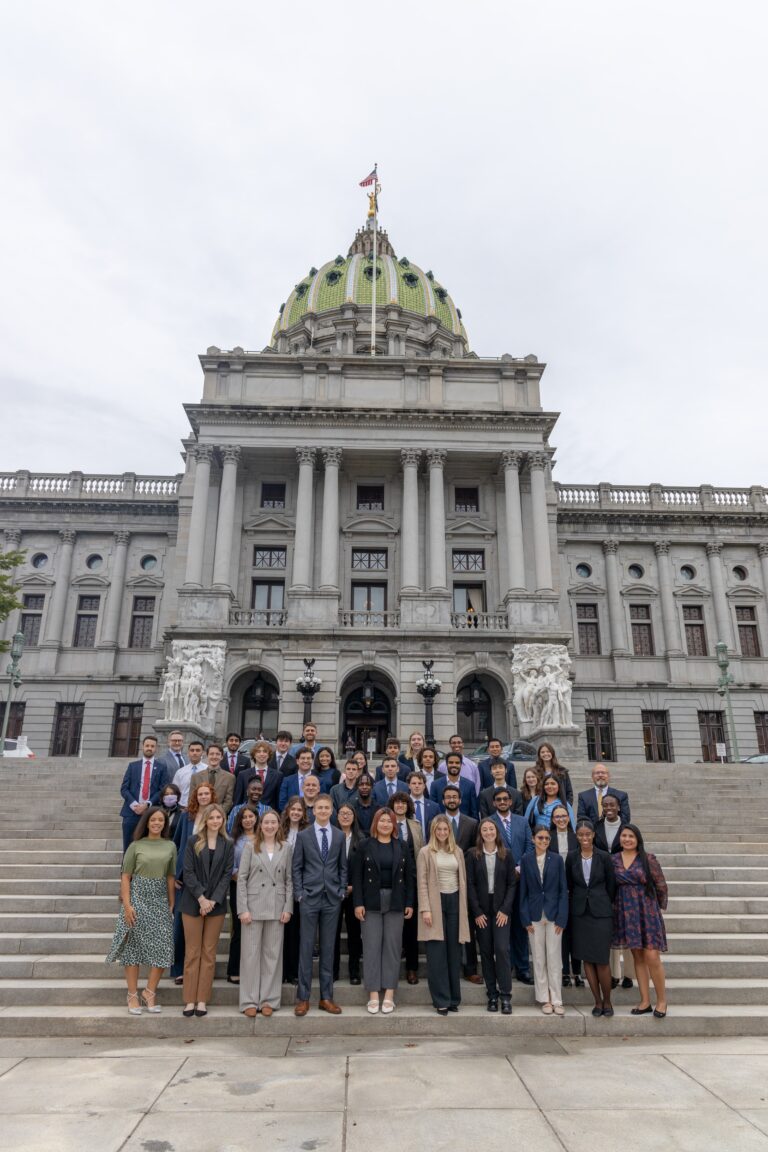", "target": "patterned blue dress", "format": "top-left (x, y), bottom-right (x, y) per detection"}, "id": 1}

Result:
top-left (611, 853), bottom-right (668, 952)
